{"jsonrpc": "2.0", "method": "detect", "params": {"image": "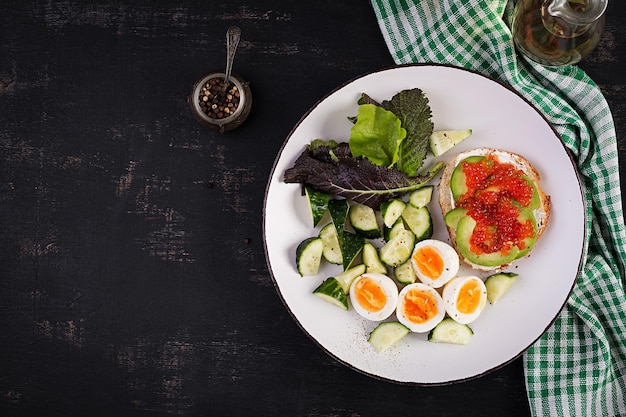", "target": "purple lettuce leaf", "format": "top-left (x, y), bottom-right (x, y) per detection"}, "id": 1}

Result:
top-left (283, 143), bottom-right (443, 209)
